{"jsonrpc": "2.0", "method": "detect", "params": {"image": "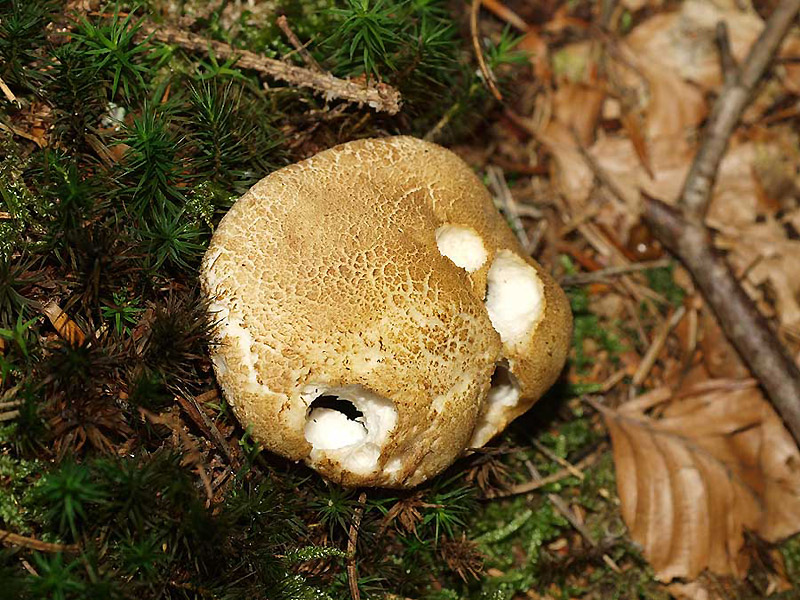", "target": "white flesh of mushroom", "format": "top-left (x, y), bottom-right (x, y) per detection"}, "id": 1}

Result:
top-left (485, 250), bottom-right (545, 345)
top-left (435, 225), bottom-right (488, 273)
top-left (302, 384), bottom-right (398, 475)
top-left (469, 361), bottom-right (521, 447)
